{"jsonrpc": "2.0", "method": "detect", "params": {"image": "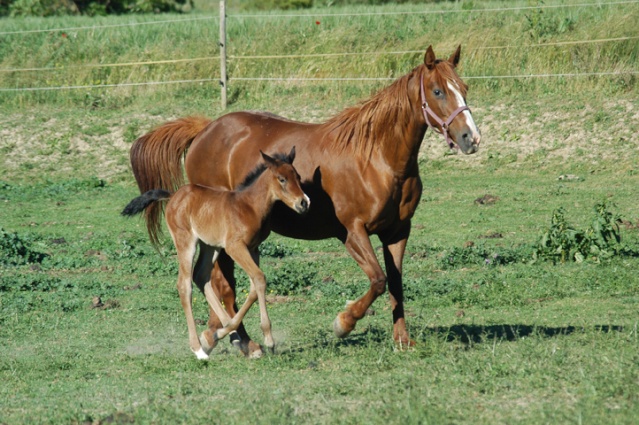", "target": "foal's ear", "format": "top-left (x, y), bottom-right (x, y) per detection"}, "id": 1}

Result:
top-left (448, 45), bottom-right (461, 68)
top-left (286, 146), bottom-right (296, 164)
top-left (424, 45), bottom-right (436, 70)
top-left (260, 150), bottom-right (278, 167)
